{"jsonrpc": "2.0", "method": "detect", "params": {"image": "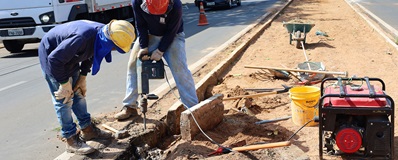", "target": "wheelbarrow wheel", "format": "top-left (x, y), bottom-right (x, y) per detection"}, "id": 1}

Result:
top-left (295, 31), bottom-right (302, 49)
